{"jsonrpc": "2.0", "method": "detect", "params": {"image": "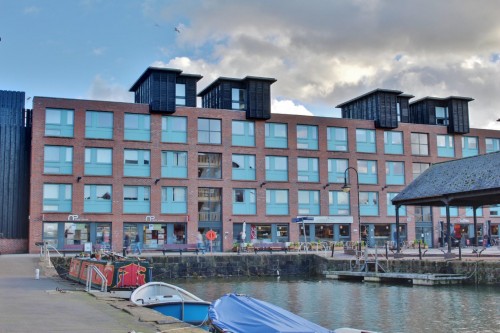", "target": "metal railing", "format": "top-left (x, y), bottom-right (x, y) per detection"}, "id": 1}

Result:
top-left (86, 265), bottom-right (107, 293)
